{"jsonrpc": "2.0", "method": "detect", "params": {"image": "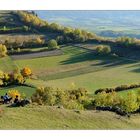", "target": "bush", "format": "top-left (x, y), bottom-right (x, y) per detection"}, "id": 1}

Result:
top-left (0, 80), bottom-right (3, 86)
top-left (119, 92), bottom-right (139, 113)
top-left (8, 89), bottom-right (21, 99)
top-left (0, 44), bottom-right (7, 57)
top-left (13, 73), bottom-right (25, 84)
top-left (48, 39), bottom-right (59, 49)
top-left (31, 86), bottom-right (90, 110)
top-left (95, 91), bottom-right (140, 114)
top-left (95, 45), bottom-right (111, 55)
top-left (17, 48), bottom-right (21, 53)
top-left (31, 87), bottom-right (56, 105)
top-left (64, 100), bottom-right (84, 110)
top-left (95, 92), bottom-right (120, 107)
top-left (0, 67), bottom-right (32, 87)
top-left (0, 70), bottom-right (4, 79)
top-left (35, 37), bottom-right (45, 45)
top-left (21, 67), bottom-right (32, 78)
top-left (95, 83), bottom-right (140, 94)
